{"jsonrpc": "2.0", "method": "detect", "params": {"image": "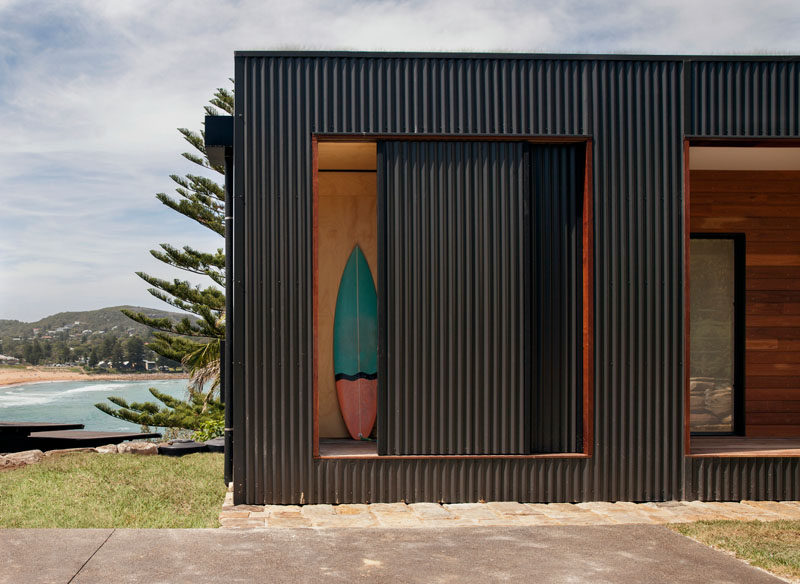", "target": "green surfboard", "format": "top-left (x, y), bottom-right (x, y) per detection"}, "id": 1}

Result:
top-left (333, 245), bottom-right (378, 439)
top-left (333, 245), bottom-right (378, 381)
